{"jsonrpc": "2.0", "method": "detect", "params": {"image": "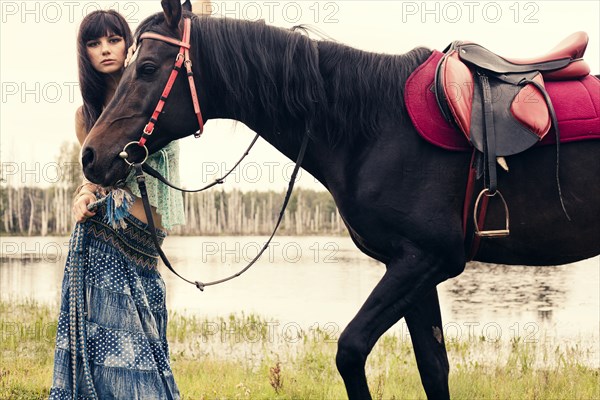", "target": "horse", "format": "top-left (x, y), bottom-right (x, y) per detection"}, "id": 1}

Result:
top-left (81, 1), bottom-right (600, 398)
